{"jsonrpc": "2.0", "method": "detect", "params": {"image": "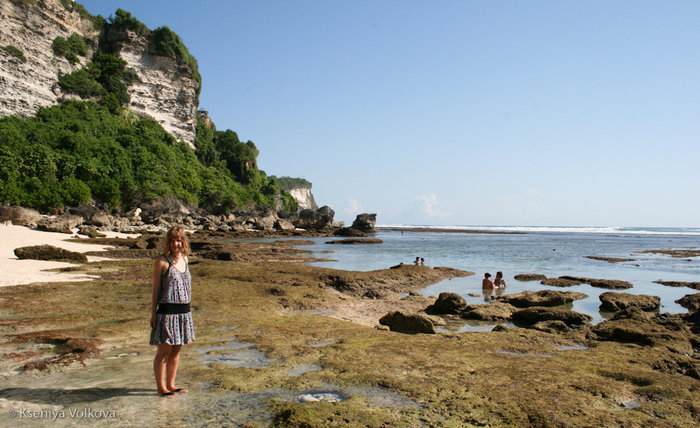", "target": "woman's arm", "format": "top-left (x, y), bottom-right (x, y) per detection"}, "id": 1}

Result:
top-left (150, 256), bottom-right (165, 328)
